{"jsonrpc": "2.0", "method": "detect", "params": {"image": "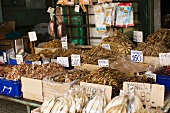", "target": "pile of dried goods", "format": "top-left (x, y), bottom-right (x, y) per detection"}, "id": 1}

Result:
top-left (42, 39), bottom-right (62, 48)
